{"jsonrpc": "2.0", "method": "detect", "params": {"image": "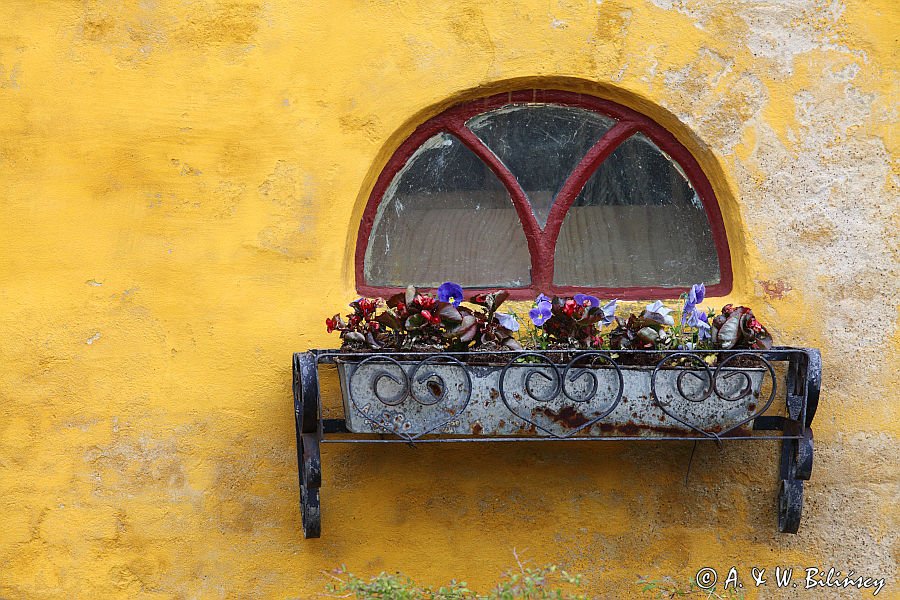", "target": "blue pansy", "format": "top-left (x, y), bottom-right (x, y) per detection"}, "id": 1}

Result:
top-left (437, 281), bottom-right (464, 307)
top-left (574, 293), bottom-right (600, 308)
top-left (529, 300), bottom-right (552, 327)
